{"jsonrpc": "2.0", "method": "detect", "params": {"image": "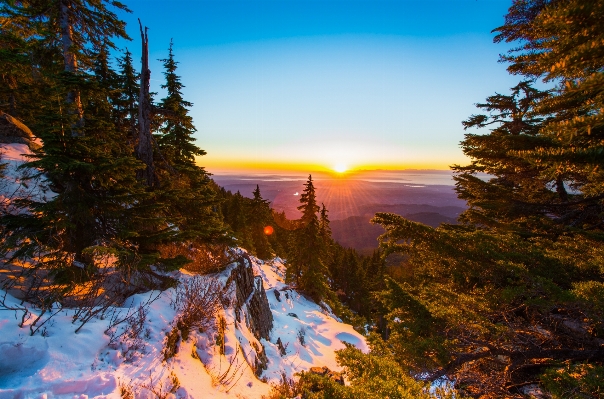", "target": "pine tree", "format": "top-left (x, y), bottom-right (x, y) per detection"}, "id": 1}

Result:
top-left (453, 81), bottom-right (562, 233)
top-left (363, 1), bottom-right (604, 394)
top-left (287, 175), bottom-right (330, 301)
top-left (221, 190), bottom-right (254, 251)
top-left (490, 0), bottom-right (604, 232)
top-left (248, 185), bottom-right (273, 260)
top-left (151, 40), bottom-right (227, 246)
top-left (115, 48), bottom-right (139, 143)
top-left (319, 203), bottom-right (332, 246)
top-left (0, 6), bottom-right (28, 118)
top-left (157, 40), bottom-right (206, 171)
